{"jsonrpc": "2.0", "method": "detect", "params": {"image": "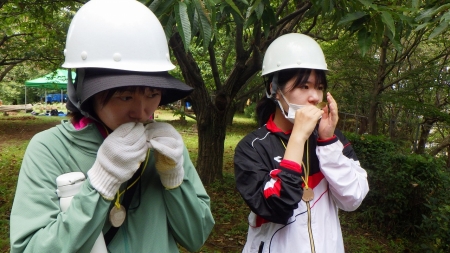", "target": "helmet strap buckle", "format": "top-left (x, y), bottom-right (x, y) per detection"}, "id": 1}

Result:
top-left (67, 68), bottom-right (87, 116)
